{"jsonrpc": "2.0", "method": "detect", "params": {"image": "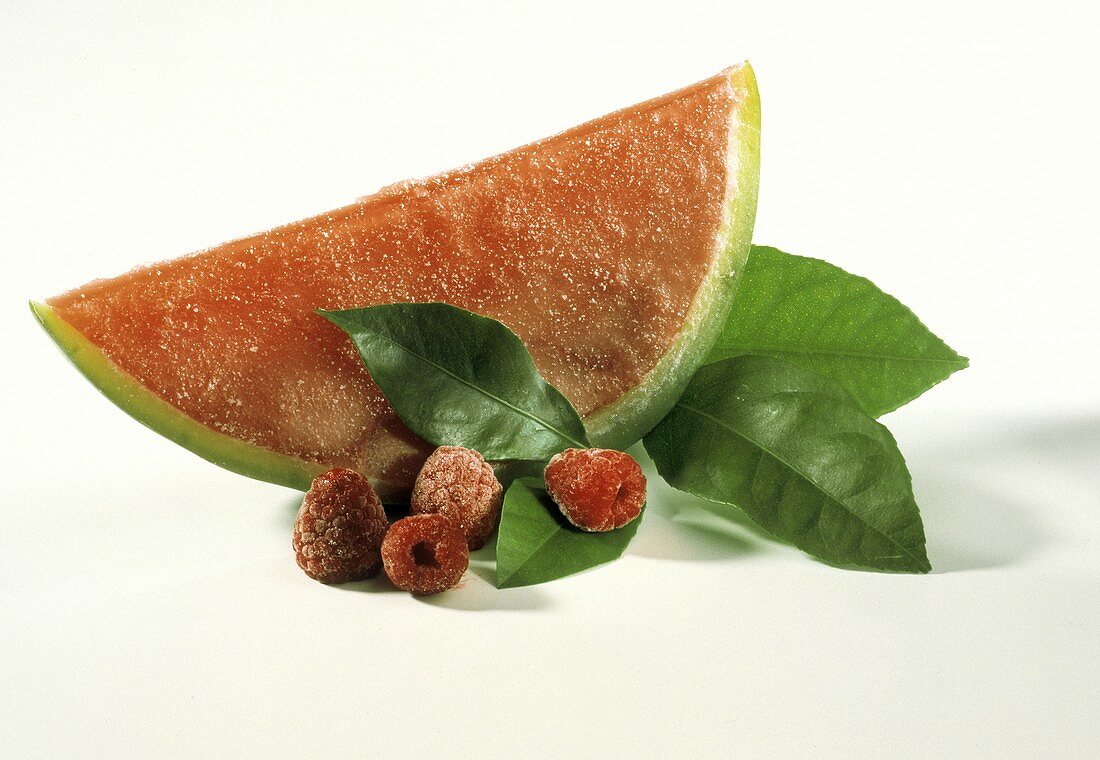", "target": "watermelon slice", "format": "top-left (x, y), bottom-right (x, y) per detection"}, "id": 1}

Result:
top-left (33, 64), bottom-right (760, 498)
